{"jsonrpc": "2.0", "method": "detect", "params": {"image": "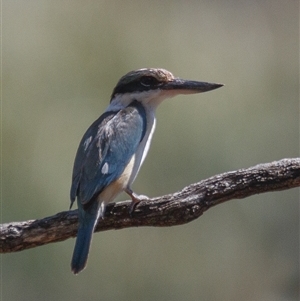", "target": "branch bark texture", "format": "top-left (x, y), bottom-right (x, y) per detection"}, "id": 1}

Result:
top-left (1, 158), bottom-right (299, 253)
